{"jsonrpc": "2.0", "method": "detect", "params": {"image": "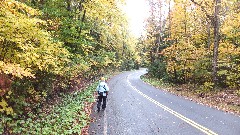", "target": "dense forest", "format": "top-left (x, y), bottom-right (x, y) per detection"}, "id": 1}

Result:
top-left (141, 0), bottom-right (240, 94)
top-left (1, 0), bottom-right (240, 134)
top-left (0, 0), bottom-right (139, 134)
